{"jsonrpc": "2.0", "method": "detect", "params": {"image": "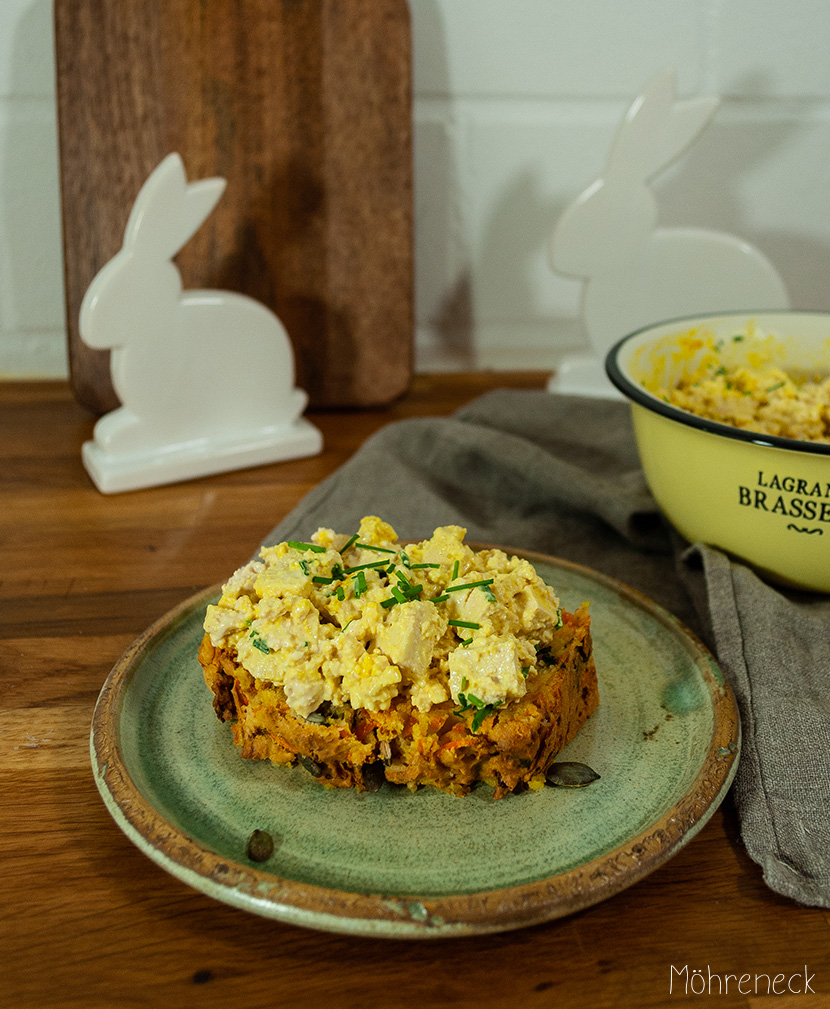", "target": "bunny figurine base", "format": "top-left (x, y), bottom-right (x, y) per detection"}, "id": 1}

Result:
top-left (82, 413), bottom-right (323, 494)
top-left (547, 352), bottom-right (623, 400)
top-left (79, 153), bottom-right (323, 493)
